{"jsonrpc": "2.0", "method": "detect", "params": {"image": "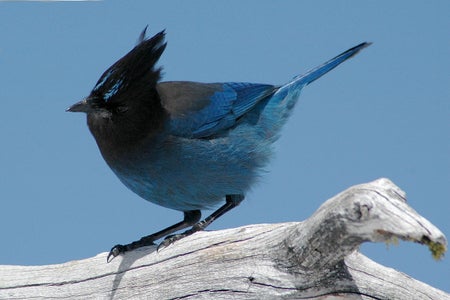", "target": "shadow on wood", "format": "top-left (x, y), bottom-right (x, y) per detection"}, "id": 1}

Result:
top-left (1, 178), bottom-right (448, 299)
